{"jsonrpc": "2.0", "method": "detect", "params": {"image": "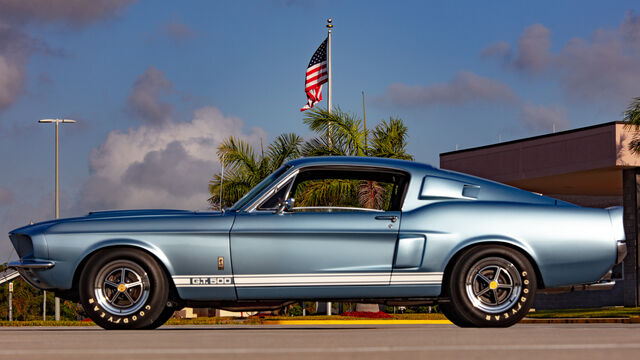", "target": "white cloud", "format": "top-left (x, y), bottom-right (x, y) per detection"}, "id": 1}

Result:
top-left (513, 24), bottom-right (552, 72)
top-left (480, 41), bottom-right (511, 62)
top-left (127, 66), bottom-right (175, 126)
top-left (74, 106), bottom-right (267, 212)
top-left (519, 102), bottom-right (568, 132)
top-left (0, 186), bottom-right (13, 206)
top-left (484, 11), bottom-right (640, 104)
top-left (0, 55), bottom-right (23, 112)
top-left (0, 0), bottom-right (136, 27)
top-left (377, 71), bottom-right (518, 107)
top-left (165, 20), bottom-right (196, 44)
